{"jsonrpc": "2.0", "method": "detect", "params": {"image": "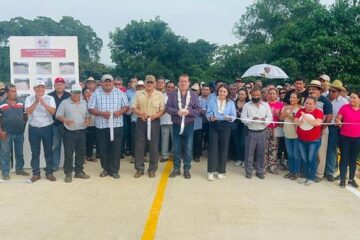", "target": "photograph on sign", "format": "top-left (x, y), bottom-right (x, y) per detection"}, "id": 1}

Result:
top-left (59, 62), bottom-right (75, 74)
top-left (36, 62), bottom-right (52, 74)
top-left (64, 78), bottom-right (76, 89)
top-left (13, 62), bottom-right (29, 74)
top-left (14, 78), bottom-right (30, 90)
top-left (36, 77), bottom-right (52, 90)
